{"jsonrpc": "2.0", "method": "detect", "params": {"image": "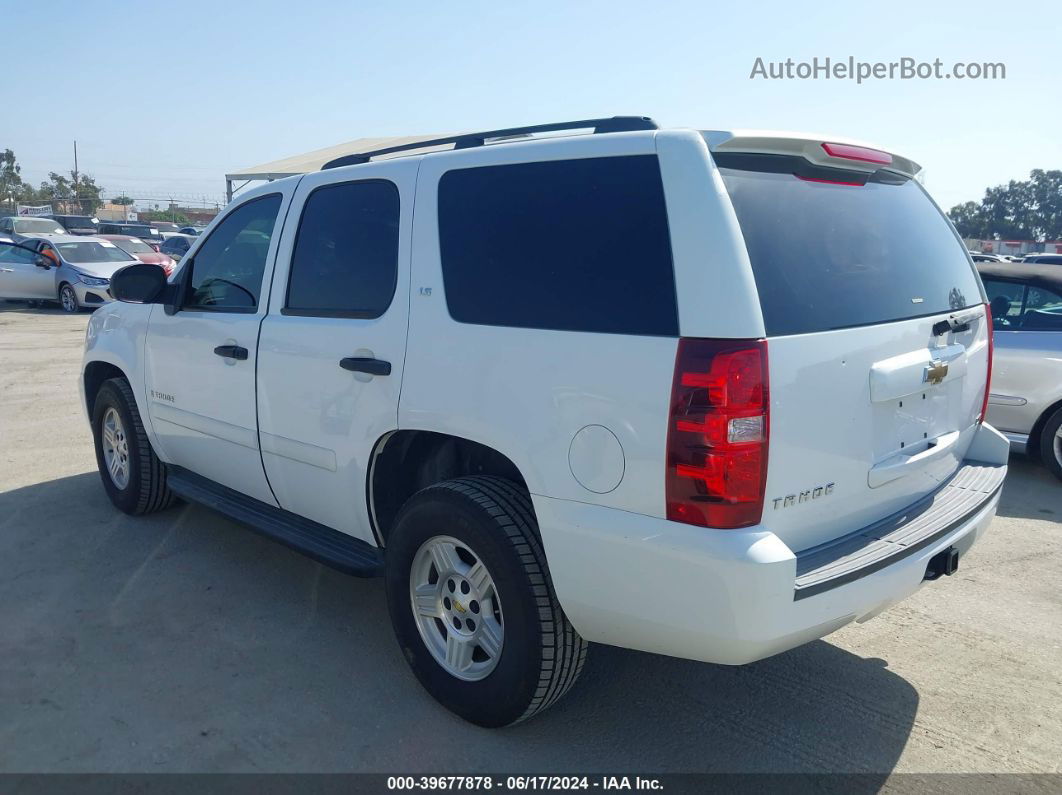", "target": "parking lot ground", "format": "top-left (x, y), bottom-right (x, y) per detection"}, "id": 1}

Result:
top-left (1, 305), bottom-right (1061, 775)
